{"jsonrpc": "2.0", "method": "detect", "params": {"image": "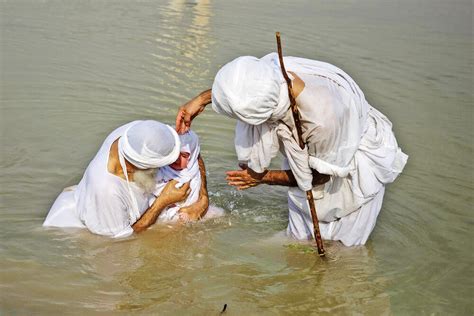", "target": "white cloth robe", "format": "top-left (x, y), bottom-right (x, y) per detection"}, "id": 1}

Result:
top-left (43, 121), bottom-right (151, 238)
top-left (281, 71), bottom-right (407, 246)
